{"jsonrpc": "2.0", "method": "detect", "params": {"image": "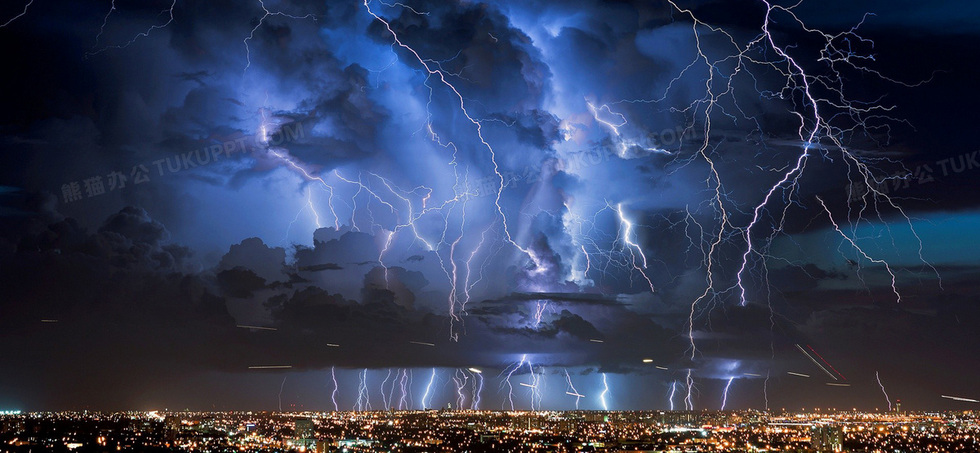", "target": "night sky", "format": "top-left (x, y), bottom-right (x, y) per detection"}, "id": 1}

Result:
top-left (0, 0), bottom-right (978, 412)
